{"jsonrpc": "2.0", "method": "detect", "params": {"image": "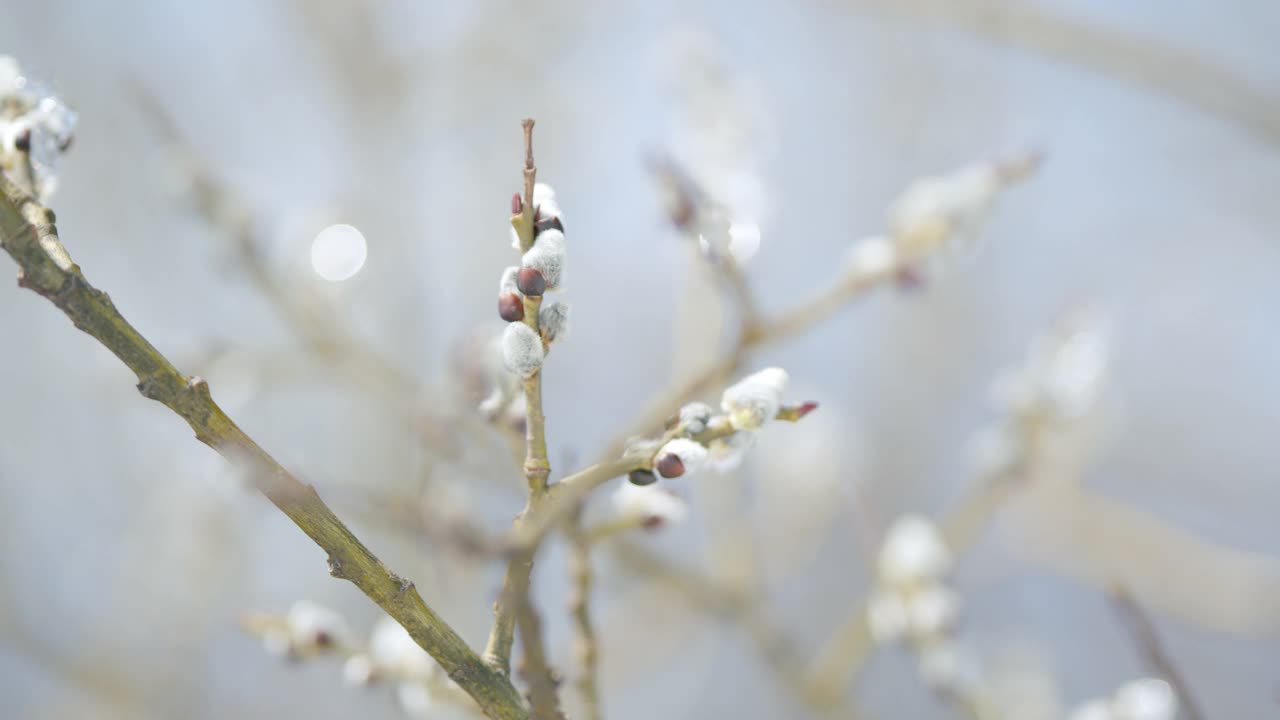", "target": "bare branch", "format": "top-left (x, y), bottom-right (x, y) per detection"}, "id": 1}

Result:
top-left (0, 177), bottom-right (527, 720)
top-left (1111, 586), bottom-right (1208, 720)
top-left (484, 123), bottom-right (560, 720)
top-left (567, 510), bottom-right (602, 720)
